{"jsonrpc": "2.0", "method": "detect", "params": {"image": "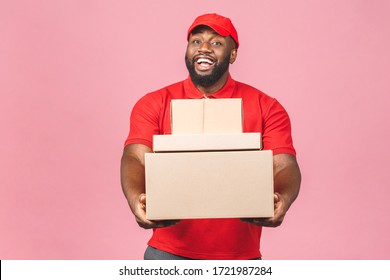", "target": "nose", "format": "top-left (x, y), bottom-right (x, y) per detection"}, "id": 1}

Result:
top-left (198, 42), bottom-right (212, 53)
